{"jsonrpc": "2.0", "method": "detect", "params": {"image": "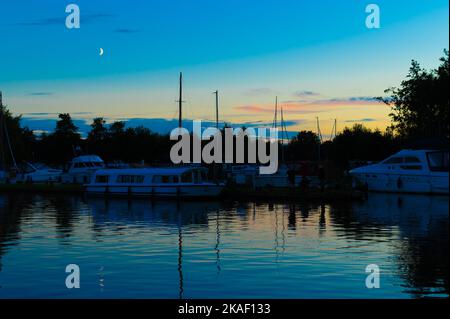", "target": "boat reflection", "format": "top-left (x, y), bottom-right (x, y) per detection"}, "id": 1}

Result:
top-left (0, 192), bottom-right (447, 298)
